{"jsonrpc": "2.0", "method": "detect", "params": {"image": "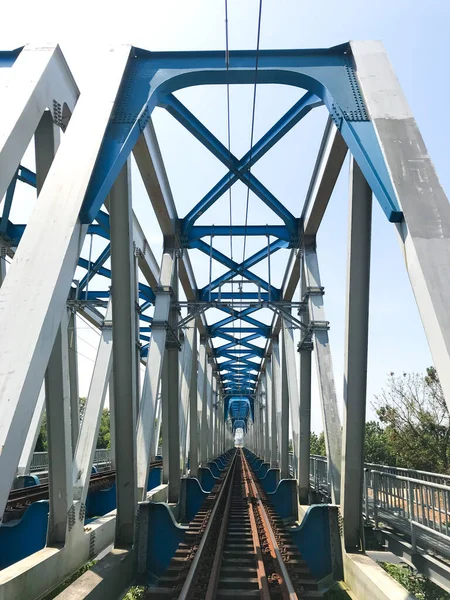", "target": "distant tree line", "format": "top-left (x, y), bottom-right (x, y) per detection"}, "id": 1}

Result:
top-left (35, 398), bottom-right (111, 452)
top-left (310, 367), bottom-right (450, 474)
